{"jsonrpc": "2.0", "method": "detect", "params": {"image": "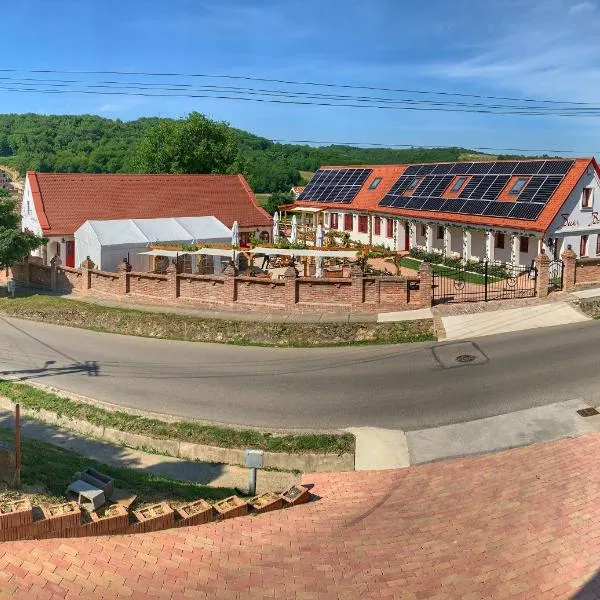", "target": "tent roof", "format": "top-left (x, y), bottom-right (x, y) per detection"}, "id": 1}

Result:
top-left (78, 216), bottom-right (231, 247)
